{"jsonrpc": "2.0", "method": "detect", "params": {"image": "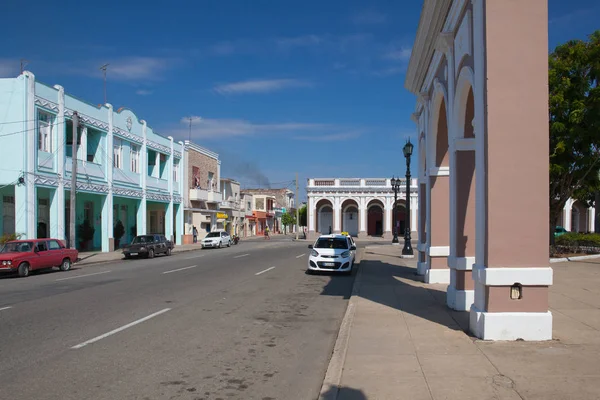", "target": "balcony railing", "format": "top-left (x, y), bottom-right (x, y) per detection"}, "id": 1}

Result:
top-left (308, 178), bottom-right (418, 189)
top-left (207, 191), bottom-right (222, 203)
top-left (147, 177), bottom-right (168, 191)
top-left (189, 188), bottom-right (209, 201)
